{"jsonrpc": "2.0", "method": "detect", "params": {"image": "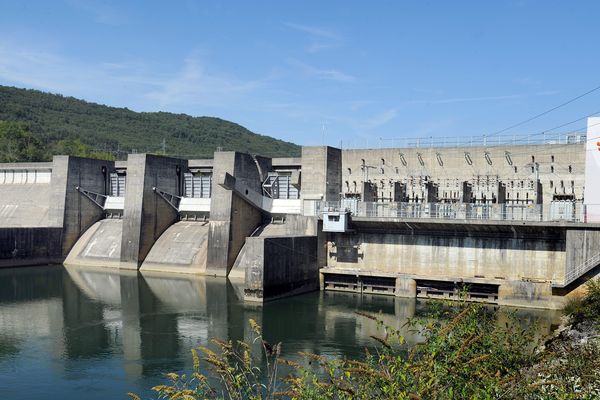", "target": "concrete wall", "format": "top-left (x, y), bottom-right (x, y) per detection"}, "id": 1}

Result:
top-left (0, 162), bottom-right (53, 228)
top-left (565, 229), bottom-right (600, 279)
top-left (320, 219), bottom-right (600, 308)
top-left (243, 235), bottom-right (319, 302)
top-left (326, 220), bottom-right (567, 283)
top-left (301, 146), bottom-right (342, 201)
top-left (120, 154), bottom-right (186, 269)
top-left (342, 143), bottom-right (585, 204)
top-left (0, 227), bottom-right (63, 267)
top-left (0, 182), bottom-right (51, 227)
